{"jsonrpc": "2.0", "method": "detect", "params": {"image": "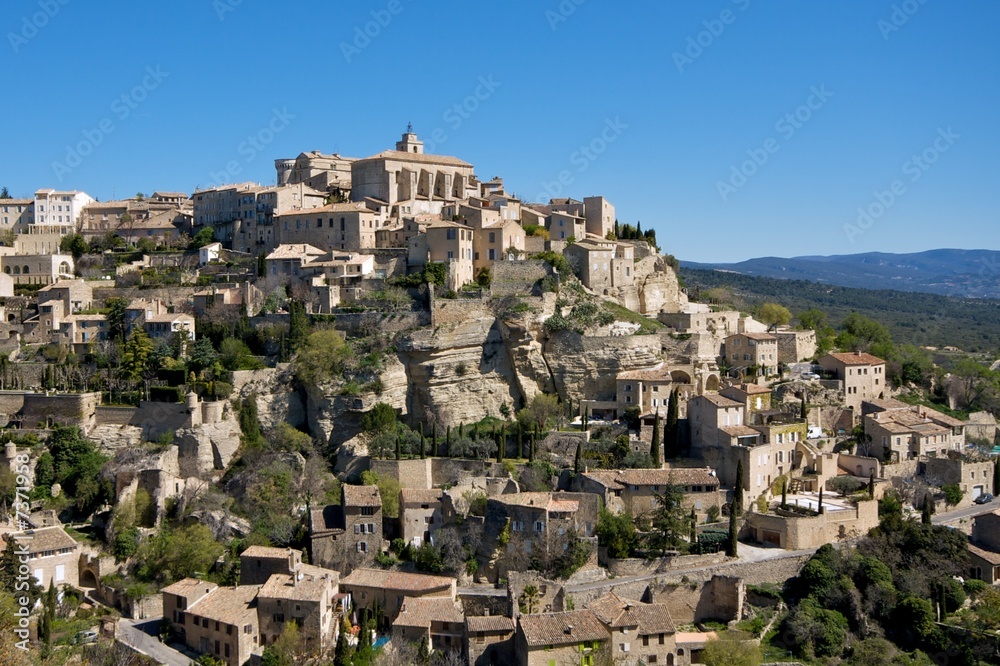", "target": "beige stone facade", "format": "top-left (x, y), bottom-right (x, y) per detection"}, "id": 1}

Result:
top-left (515, 609), bottom-right (608, 666)
top-left (862, 398), bottom-right (966, 462)
top-left (0, 198), bottom-right (34, 232)
top-left (275, 151), bottom-right (355, 192)
top-left (400, 488), bottom-right (445, 548)
top-left (819, 352), bottom-right (887, 412)
top-left (2, 527), bottom-right (80, 589)
top-left (163, 578), bottom-right (260, 666)
top-left (340, 568), bottom-right (457, 623)
top-left (275, 202), bottom-right (384, 252)
top-left (724, 333), bottom-right (778, 378)
top-left (748, 499), bottom-right (879, 550)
